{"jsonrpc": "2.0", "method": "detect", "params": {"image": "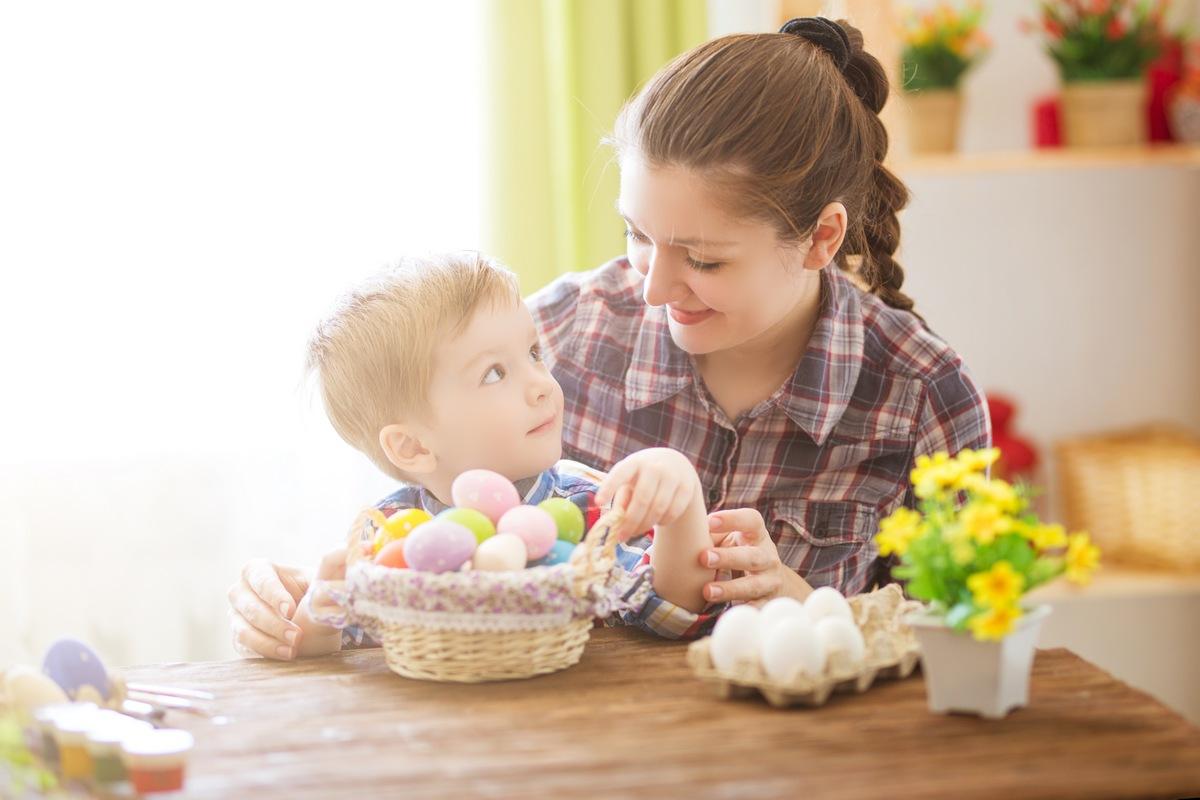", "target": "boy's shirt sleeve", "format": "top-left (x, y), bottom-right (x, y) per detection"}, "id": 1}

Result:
top-left (567, 484), bottom-right (729, 641)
